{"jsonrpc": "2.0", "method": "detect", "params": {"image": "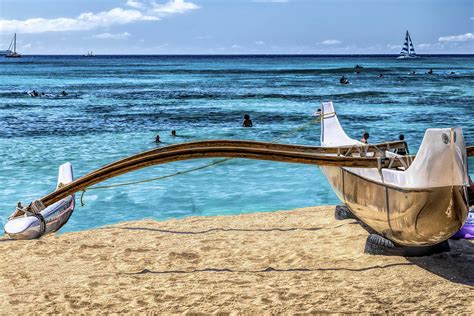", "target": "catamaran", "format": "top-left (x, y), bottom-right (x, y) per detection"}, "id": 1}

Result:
top-left (5, 33), bottom-right (21, 58)
top-left (397, 30), bottom-right (417, 59)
